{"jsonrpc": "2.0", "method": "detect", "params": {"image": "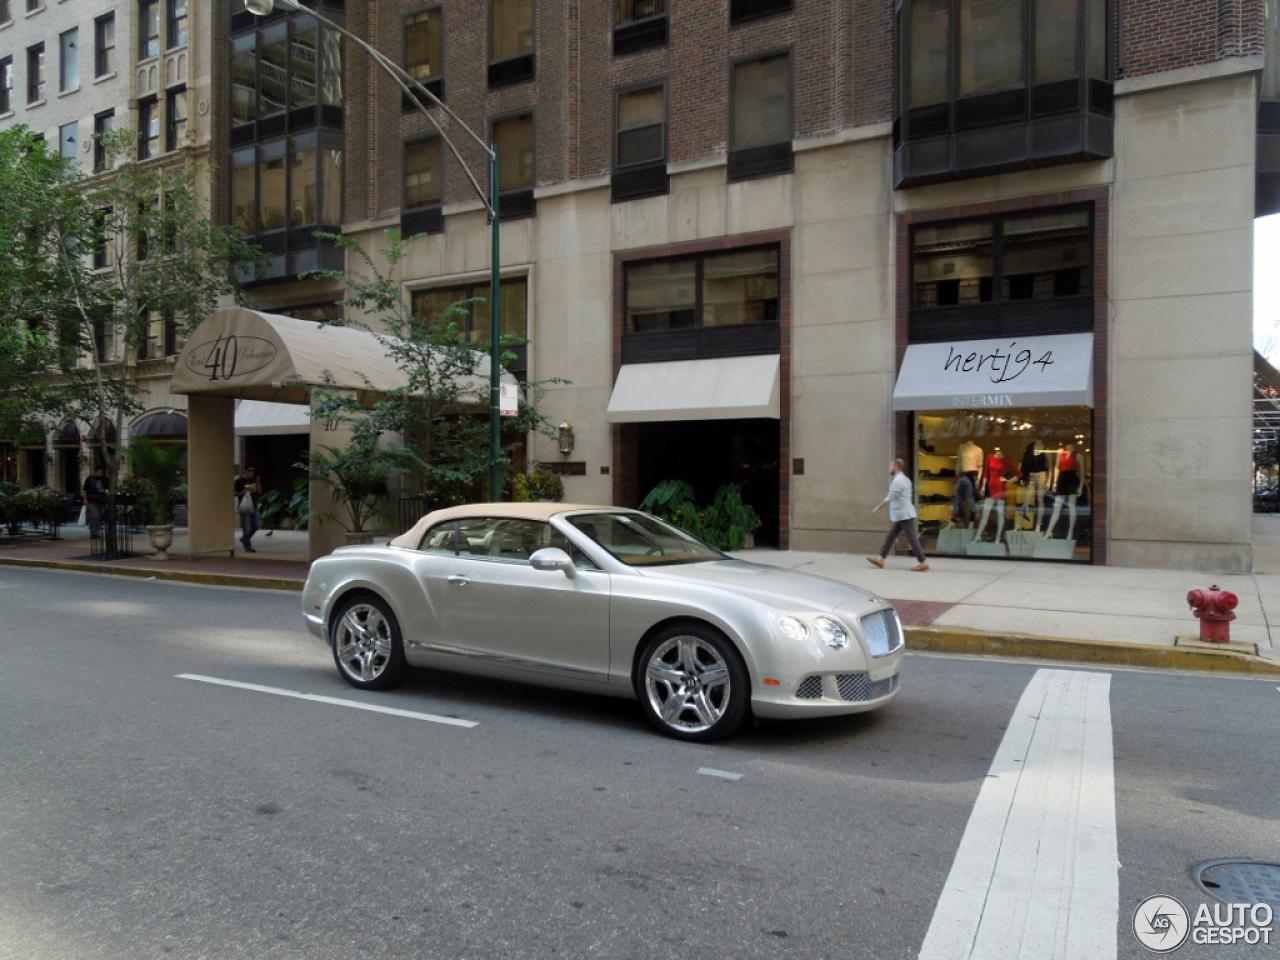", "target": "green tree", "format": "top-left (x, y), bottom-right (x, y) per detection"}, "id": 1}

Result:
top-left (0, 126), bottom-right (263, 552)
top-left (0, 128), bottom-right (82, 439)
top-left (307, 231), bottom-right (565, 510)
